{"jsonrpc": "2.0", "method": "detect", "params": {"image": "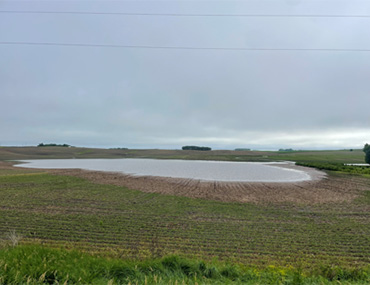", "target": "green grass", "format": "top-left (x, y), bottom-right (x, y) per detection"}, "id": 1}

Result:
top-left (1, 245), bottom-right (369, 284)
top-left (296, 162), bottom-right (370, 176)
top-left (359, 190), bottom-right (370, 204)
